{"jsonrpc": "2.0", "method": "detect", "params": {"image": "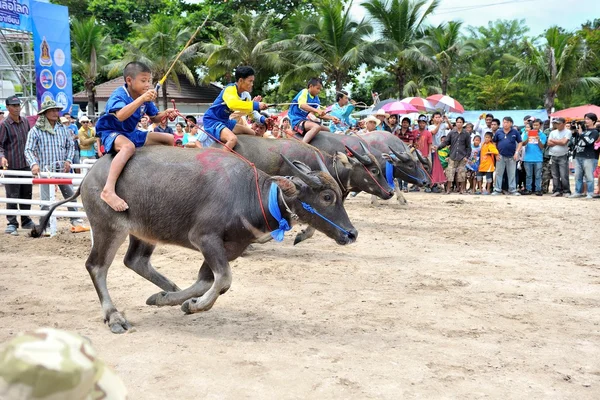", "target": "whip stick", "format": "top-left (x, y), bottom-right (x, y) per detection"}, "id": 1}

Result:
top-left (155, 11), bottom-right (211, 93)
